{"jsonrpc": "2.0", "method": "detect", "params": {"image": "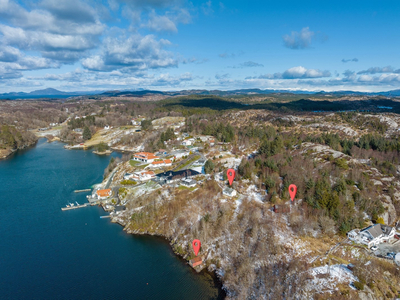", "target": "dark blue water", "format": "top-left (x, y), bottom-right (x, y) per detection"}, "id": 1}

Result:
top-left (0, 139), bottom-right (223, 299)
